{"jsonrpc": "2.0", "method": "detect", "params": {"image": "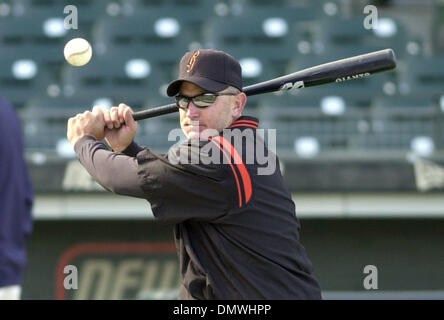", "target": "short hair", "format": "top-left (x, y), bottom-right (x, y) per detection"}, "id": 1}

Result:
top-left (218, 86), bottom-right (241, 95)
